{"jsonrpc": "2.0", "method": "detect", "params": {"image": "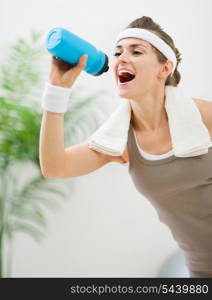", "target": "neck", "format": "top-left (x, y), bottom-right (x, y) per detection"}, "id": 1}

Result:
top-left (130, 87), bottom-right (168, 134)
